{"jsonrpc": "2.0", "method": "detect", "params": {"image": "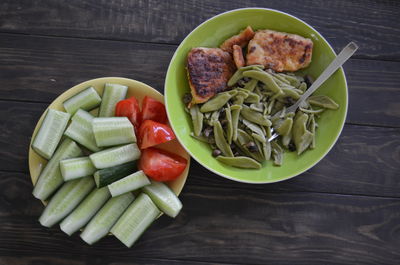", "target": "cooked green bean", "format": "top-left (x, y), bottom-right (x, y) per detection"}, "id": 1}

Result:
top-left (272, 73), bottom-right (291, 85)
top-left (213, 120), bottom-right (233, 157)
top-left (216, 156), bottom-right (262, 169)
top-left (262, 141), bottom-right (271, 160)
top-left (307, 95), bottom-right (339, 109)
top-left (228, 65), bottom-right (265, 87)
top-left (299, 107), bottom-right (324, 114)
top-left (273, 117), bottom-right (293, 136)
top-left (277, 73), bottom-right (301, 87)
top-left (243, 91), bottom-right (260, 104)
top-left (298, 82), bottom-right (307, 92)
top-left (189, 105), bottom-right (203, 136)
top-left (241, 105), bottom-right (271, 127)
top-left (225, 106), bottom-right (233, 144)
top-left (231, 104), bottom-right (242, 141)
top-left (242, 70), bottom-right (283, 95)
top-left (252, 133), bottom-right (266, 144)
top-left (190, 132), bottom-right (209, 143)
top-left (281, 87), bottom-right (301, 100)
top-left (271, 142), bottom-right (284, 166)
top-left (242, 119), bottom-right (265, 142)
top-left (293, 112), bottom-right (313, 155)
top-left (250, 103), bottom-right (264, 112)
top-left (233, 90), bottom-right (248, 105)
top-left (200, 90), bottom-right (237, 112)
top-left (243, 79), bottom-right (258, 91)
